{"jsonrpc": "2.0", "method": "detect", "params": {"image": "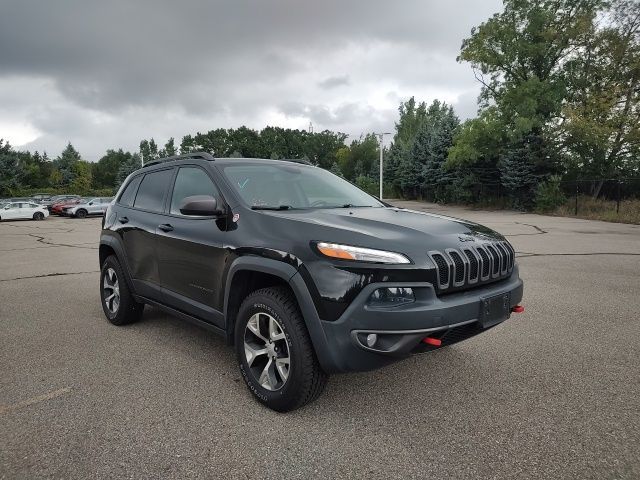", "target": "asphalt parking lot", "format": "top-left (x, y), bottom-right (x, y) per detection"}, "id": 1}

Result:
top-left (1, 204), bottom-right (639, 479)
